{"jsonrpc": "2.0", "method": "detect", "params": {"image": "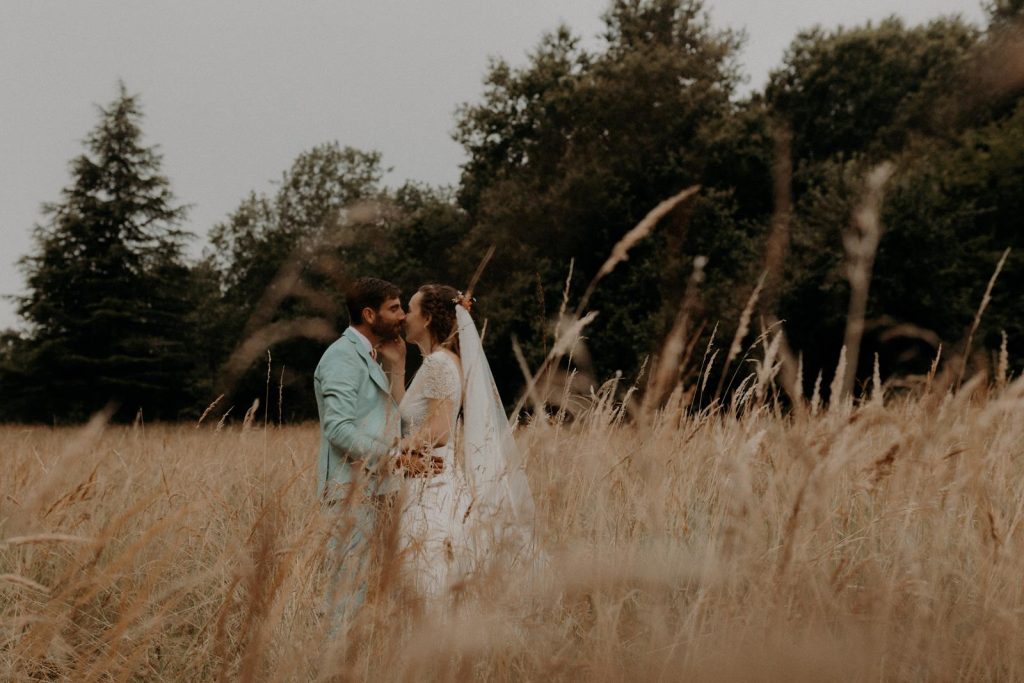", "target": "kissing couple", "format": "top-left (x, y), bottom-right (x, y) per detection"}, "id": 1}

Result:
top-left (314, 277), bottom-right (536, 621)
